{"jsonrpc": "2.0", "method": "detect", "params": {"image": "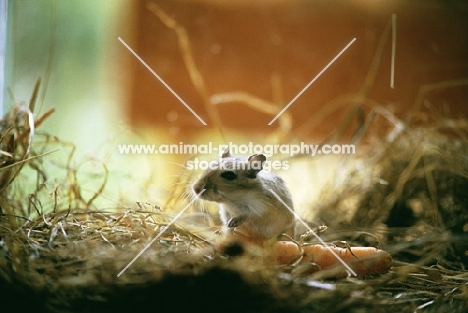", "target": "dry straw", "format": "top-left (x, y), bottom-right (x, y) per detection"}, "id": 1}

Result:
top-left (1, 4), bottom-right (467, 312)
